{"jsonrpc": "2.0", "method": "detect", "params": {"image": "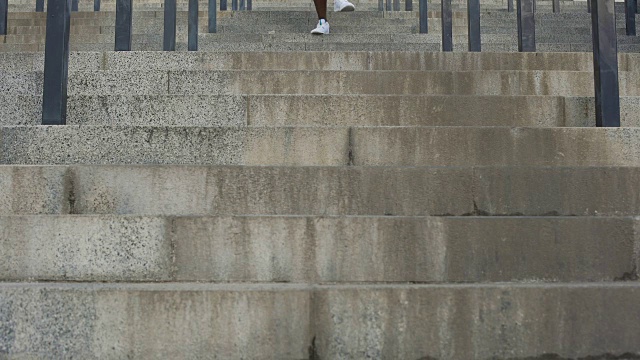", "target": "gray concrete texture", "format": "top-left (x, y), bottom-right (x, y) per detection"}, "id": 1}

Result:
top-left (4, 69), bottom-right (640, 96)
top-left (4, 165), bottom-right (640, 217)
top-left (2, 126), bottom-right (640, 166)
top-left (0, 215), bottom-right (637, 282)
top-left (3, 51), bottom-right (640, 72)
top-left (1, 283), bottom-right (640, 358)
top-left (3, 94), bottom-right (640, 127)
